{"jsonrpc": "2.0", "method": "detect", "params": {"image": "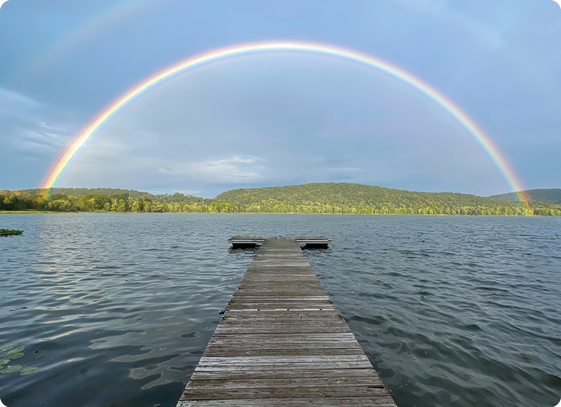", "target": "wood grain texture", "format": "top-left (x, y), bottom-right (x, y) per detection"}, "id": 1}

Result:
top-left (176, 237), bottom-right (397, 406)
